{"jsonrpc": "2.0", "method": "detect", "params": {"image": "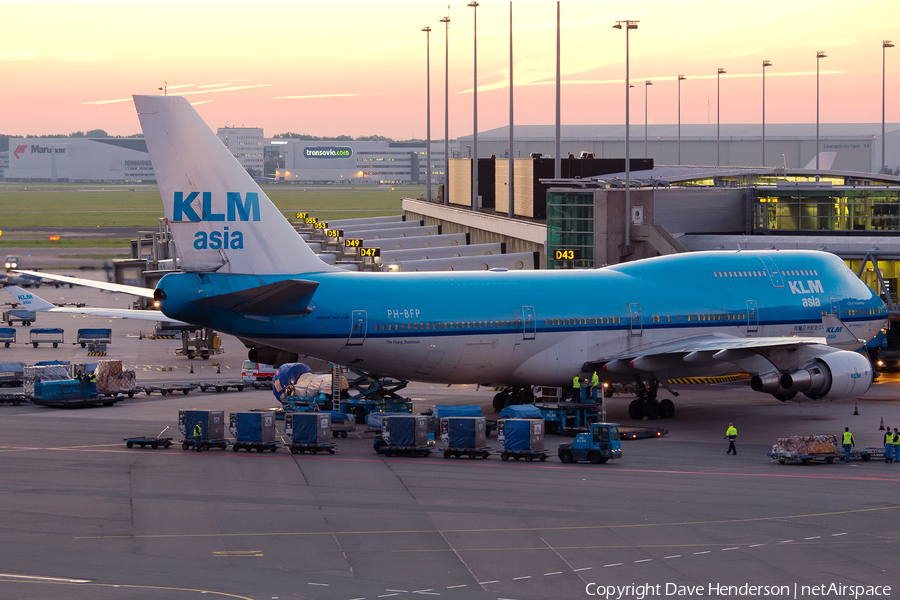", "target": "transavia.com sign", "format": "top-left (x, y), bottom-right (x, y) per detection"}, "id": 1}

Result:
top-left (304, 146), bottom-right (353, 159)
